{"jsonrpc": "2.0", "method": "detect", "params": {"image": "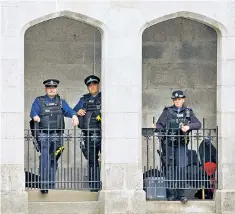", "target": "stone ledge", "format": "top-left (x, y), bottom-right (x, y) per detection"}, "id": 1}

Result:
top-left (147, 213), bottom-right (215, 214)
top-left (147, 200), bottom-right (215, 213)
top-left (27, 189), bottom-right (98, 202)
top-left (28, 201), bottom-right (99, 214)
